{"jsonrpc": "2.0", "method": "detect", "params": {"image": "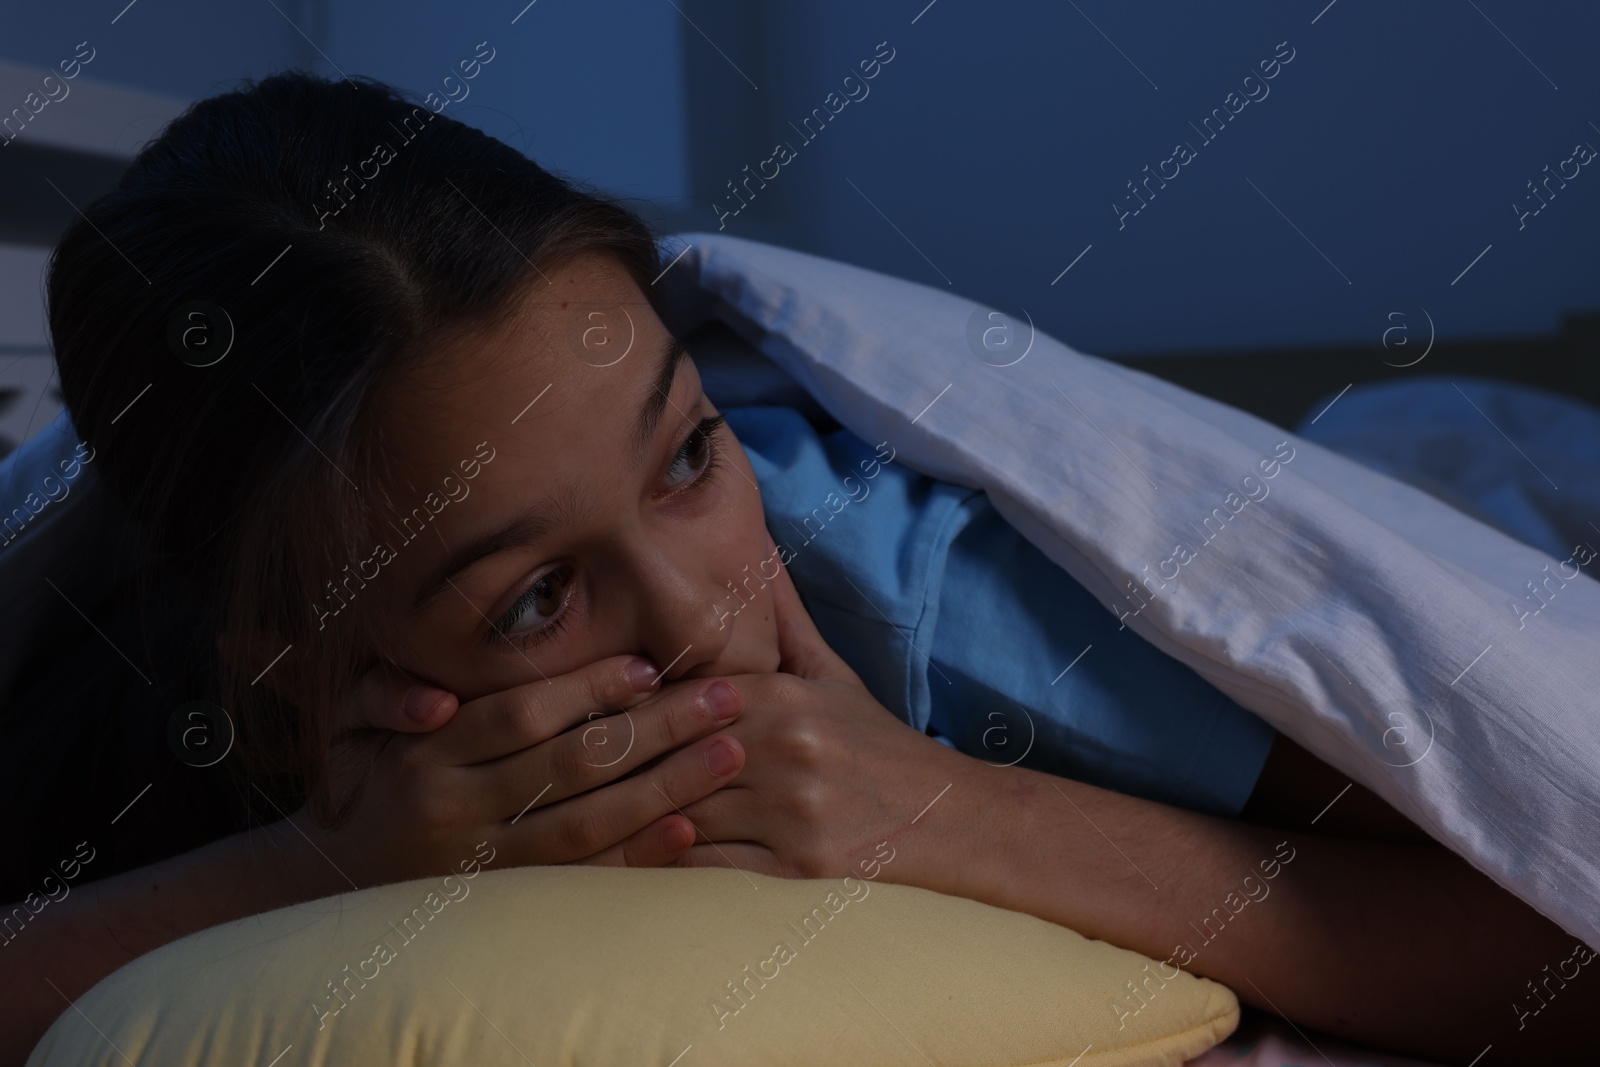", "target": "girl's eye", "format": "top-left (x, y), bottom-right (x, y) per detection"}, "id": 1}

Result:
top-left (664, 415), bottom-right (725, 489)
top-left (493, 565), bottom-right (573, 642)
top-left (488, 414), bottom-right (725, 652)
